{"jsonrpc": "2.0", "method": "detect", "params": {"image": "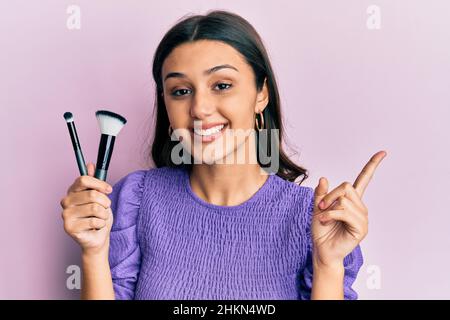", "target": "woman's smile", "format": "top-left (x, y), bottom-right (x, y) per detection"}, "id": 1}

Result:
top-left (191, 123), bottom-right (228, 143)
